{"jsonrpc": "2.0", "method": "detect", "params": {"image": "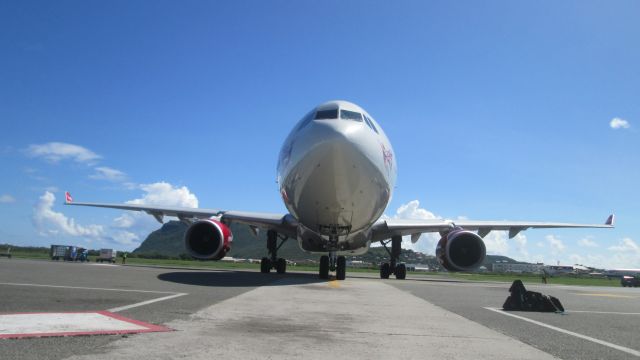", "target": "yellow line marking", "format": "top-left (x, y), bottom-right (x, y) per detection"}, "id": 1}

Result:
top-left (328, 280), bottom-right (340, 288)
top-left (574, 293), bottom-right (634, 298)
